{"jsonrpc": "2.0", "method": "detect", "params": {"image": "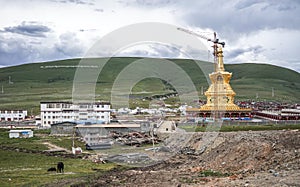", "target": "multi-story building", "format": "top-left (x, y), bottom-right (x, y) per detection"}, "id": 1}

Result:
top-left (0, 110), bottom-right (28, 121)
top-left (40, 101), bottom-right (111, 127)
